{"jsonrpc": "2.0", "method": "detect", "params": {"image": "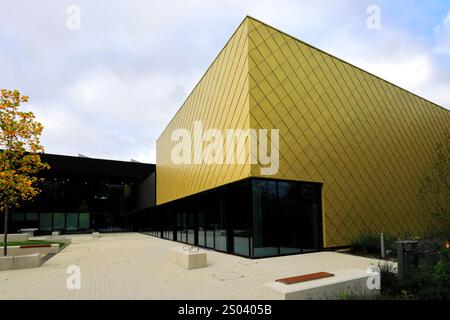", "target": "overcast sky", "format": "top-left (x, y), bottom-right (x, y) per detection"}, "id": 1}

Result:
top-left (1, 0), bottom-right (449, 163)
